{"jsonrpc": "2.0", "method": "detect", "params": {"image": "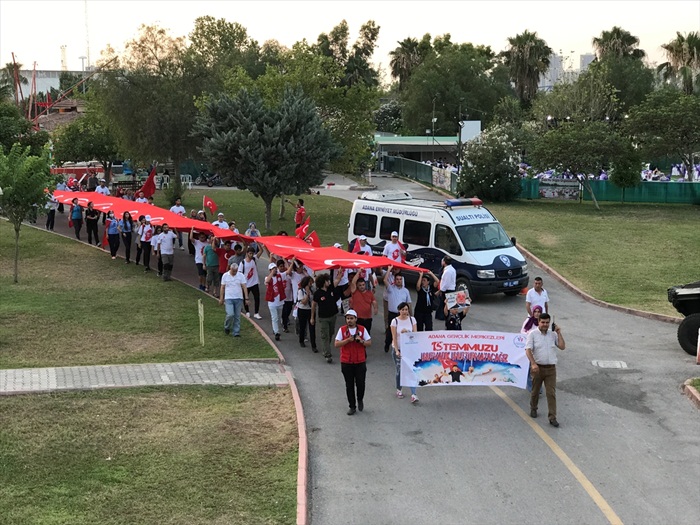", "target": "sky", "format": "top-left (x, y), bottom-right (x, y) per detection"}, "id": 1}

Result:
top-left (1, 0), bottom-right (698, 75)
